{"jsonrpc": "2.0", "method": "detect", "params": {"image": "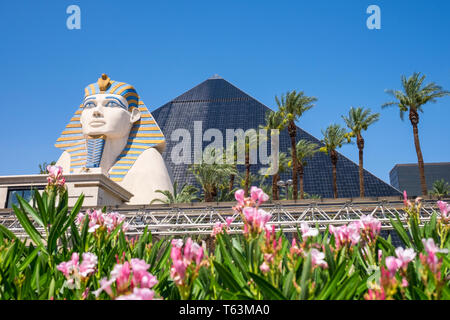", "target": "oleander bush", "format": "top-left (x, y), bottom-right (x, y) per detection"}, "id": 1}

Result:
top-left (0, 166), bottom-right (448, 300)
